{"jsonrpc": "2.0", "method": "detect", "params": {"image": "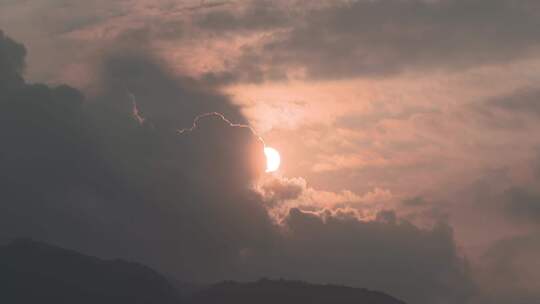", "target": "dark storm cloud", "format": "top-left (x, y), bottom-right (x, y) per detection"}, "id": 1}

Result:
top-left (0, 30), bottom-right (272, 281)
top-left (205, 0), bottom-right (540, 81)
top-left (259, 208), bottom-right (475, 304)
top-left (502, 188), bottom-right (540, 225)
top-left (94, 45), bottom-right (246, 130)
top-left (0, 30), bottom-right (26, 88)
top-left (4, 0), bottom-right (540, 84)
top-left (178, 112), bottom-right (266, 189)
top-left (250, 176), bottom-right (475, 303)
top-left (0, 31), bottom-right (477, 304)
